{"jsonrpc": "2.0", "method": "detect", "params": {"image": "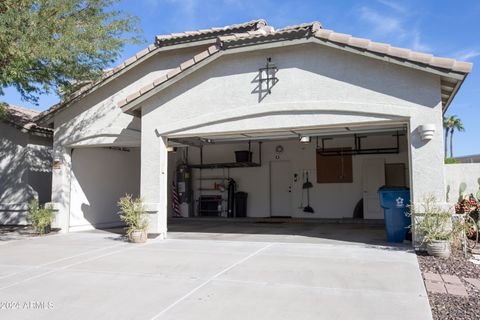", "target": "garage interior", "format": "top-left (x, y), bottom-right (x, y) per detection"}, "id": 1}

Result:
top-left (68, 147), bottom-right (141, 232)
top-left (166, 123), bottom-right (410, 244)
